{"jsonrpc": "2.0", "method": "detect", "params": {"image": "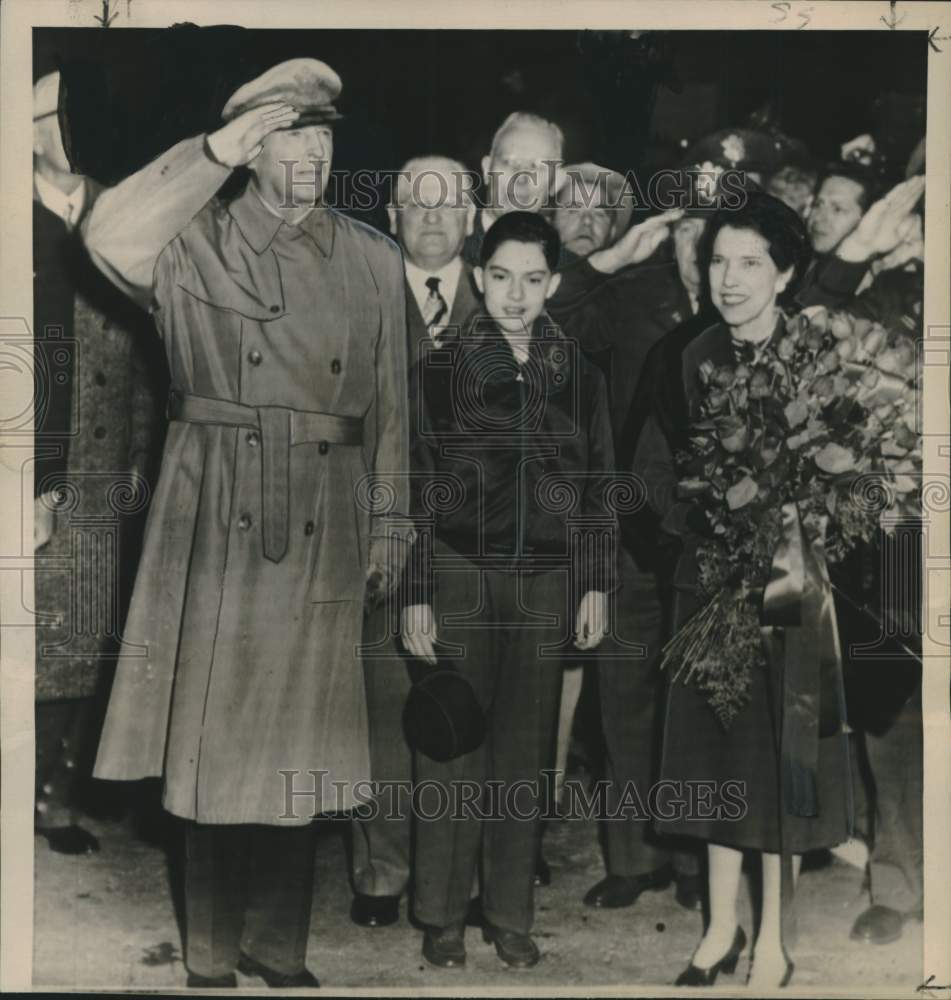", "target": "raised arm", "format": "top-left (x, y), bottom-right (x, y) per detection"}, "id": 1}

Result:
top-left (80, 103), bottom-right (299, 310)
